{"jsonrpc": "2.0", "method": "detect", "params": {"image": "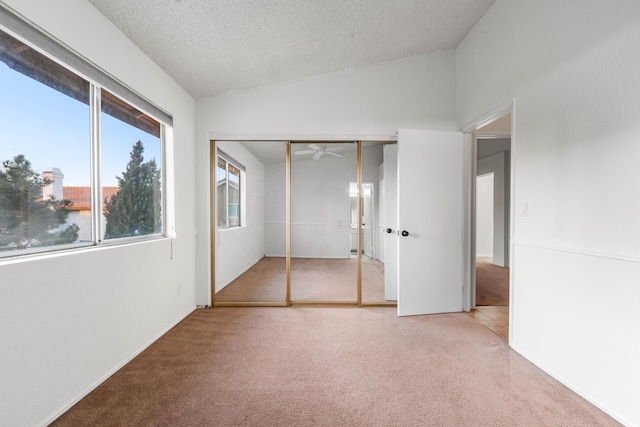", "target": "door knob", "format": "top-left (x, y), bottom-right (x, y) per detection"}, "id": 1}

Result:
top-left (385, 228), bottom-right (393, 234)
top-left (401, 230), bottom-right (409, 237)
